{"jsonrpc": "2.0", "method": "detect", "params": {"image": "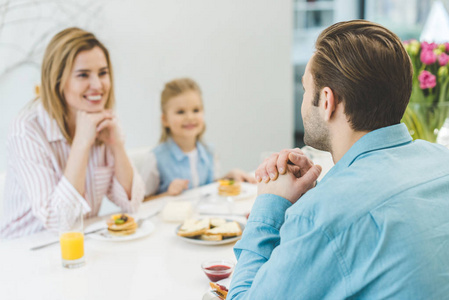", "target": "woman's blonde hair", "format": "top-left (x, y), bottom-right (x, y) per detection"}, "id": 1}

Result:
top-left (39, 27), bottom-right (115, 143)
top-left (159, 78), bottom-right (205, 143)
